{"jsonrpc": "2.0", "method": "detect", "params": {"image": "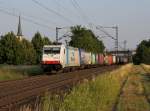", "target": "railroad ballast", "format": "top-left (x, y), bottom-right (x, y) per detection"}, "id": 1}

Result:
top-left (41, 44), bottom-right (129, 72)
